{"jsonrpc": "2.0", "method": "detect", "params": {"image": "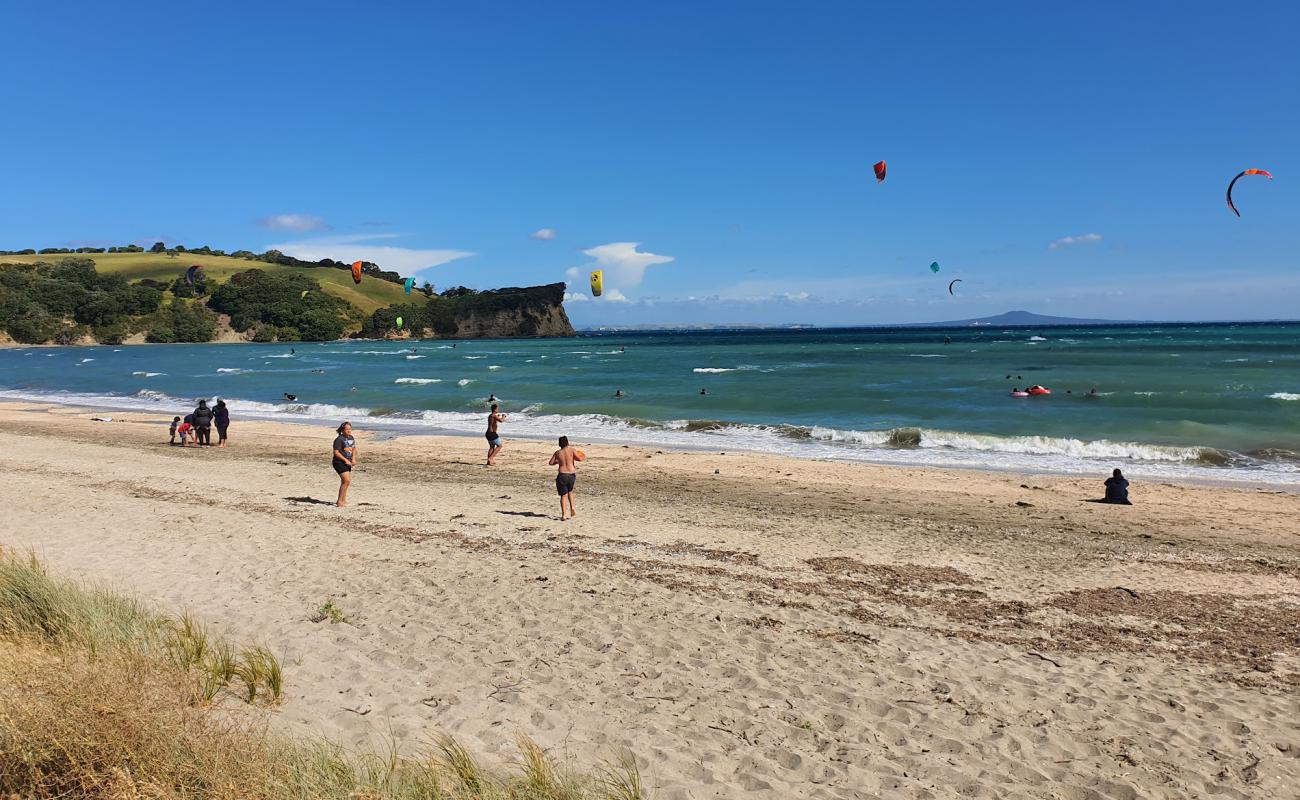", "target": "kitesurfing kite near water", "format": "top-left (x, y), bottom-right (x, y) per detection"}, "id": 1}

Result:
top-left (948, 278), bottom-right (962, 295)
top-left (1226, 169), bottom-right (1272, 217)
top-left (185, 265), bottom-right (202, 285)
top-left (351, 261), bottom-right (363, 285)
top-left (590, 270), bottom-right (603, 297)
top-left (873, 161), bottom-right (886, 182)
